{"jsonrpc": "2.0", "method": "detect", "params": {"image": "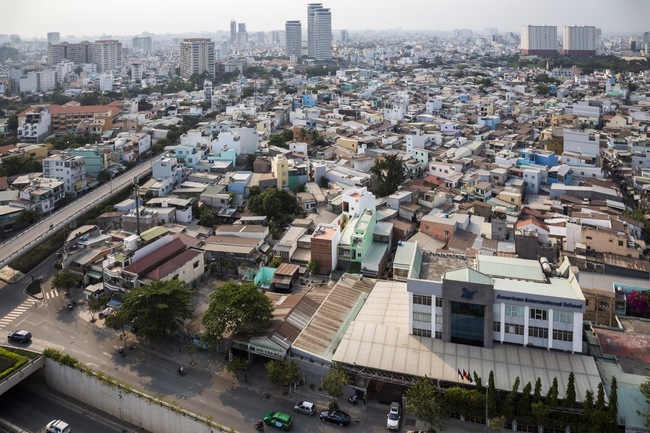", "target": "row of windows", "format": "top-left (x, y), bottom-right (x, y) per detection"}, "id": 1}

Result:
top-left (553, 330), bottom-right (573, 341)
top-left (501, 305), bottom-right (574, 324)
top-left (413, 312), bottom-right (431, 323)
top-left (529, 326), bottom-right (548, 339)
top-left (412, 328), bottom-right (442, 339)
top-left (505, 323), bottom-right (524, 335)
top-left (413, 294), bottom-right (432, 306)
